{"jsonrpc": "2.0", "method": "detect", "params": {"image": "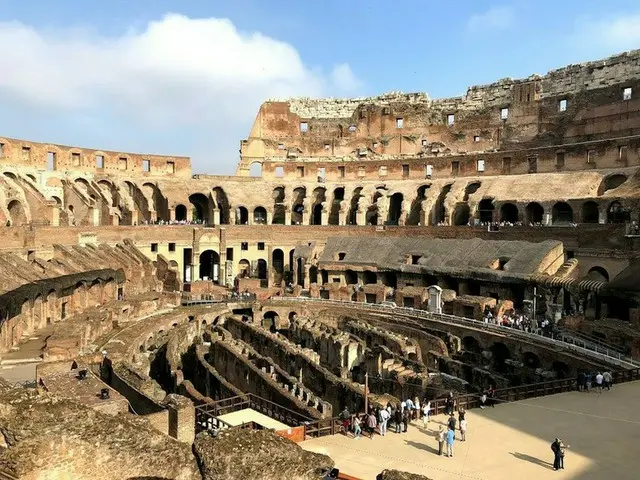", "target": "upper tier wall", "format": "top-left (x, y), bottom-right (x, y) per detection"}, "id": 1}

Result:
top-left (0, 136), bottom-right (192, 178)
top-left (238, 50), bottom-right (640, 174)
